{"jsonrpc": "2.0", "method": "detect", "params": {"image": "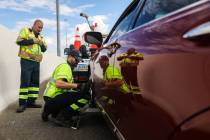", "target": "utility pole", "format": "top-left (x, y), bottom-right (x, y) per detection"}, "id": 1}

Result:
top-left (64, 18), bottom-right (68, 48)
top-left (56, 0), bottom-right (61, 56)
